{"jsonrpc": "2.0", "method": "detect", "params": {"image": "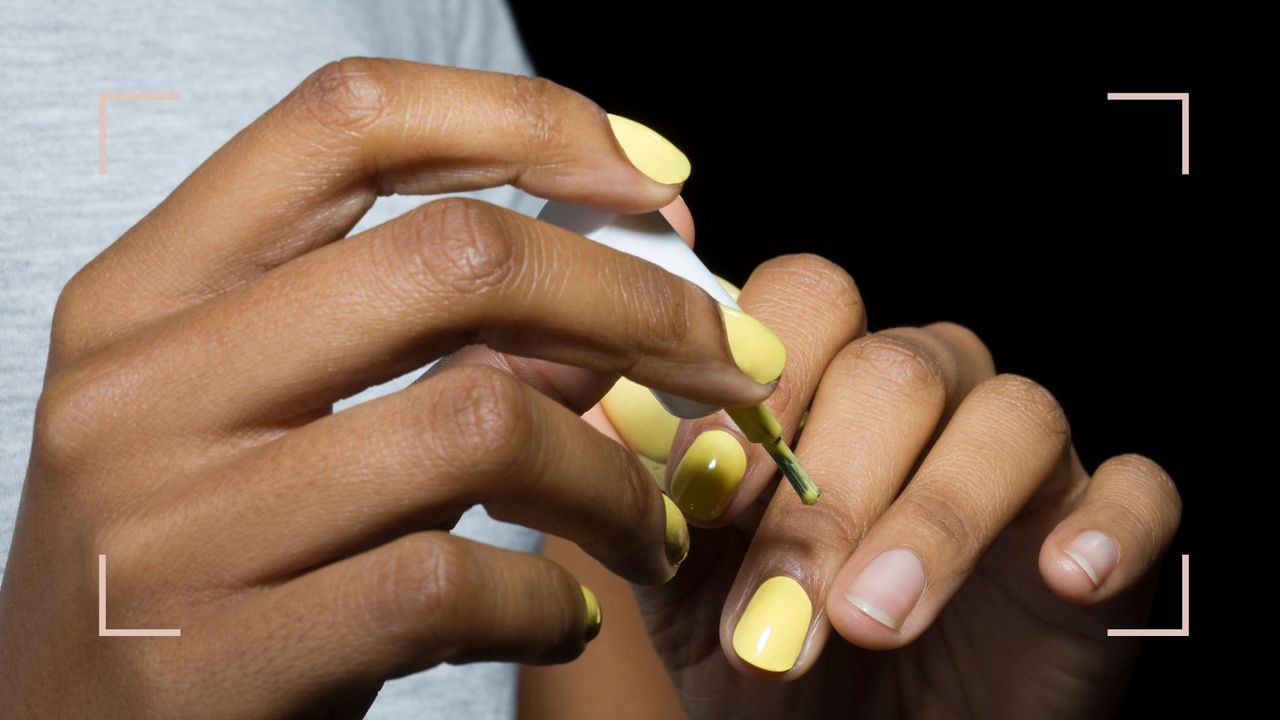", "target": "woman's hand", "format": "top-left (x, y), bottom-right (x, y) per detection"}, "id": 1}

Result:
top-left (599, 255), bottom-right (1182, 719)
top-left (0, 59), bottom-right (780, 718)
